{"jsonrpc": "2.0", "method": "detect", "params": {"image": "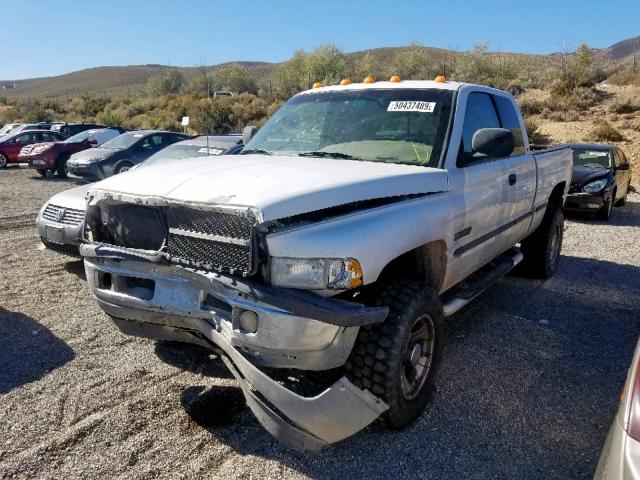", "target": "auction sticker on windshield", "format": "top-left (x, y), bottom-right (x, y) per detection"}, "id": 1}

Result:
top-left (387, 101), bottom-right (436, 113)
